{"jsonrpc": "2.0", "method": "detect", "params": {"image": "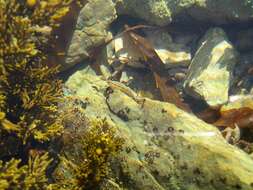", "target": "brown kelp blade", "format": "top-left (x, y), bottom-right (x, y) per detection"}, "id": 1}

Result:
top-left (153, 72), bottom-right (191, 111)
top-left (125, 26), bottom-right (191, 111)
top-left (125, 26), bottom-right (164, 71)
top-left (89, 24), bottom-right (155, 74)
top-left (197, 107), bottom-right (221, 124)
top-left (90, 24), bottom-right (155, 57)
top-left (213, 107), bottom-right (253, 129)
